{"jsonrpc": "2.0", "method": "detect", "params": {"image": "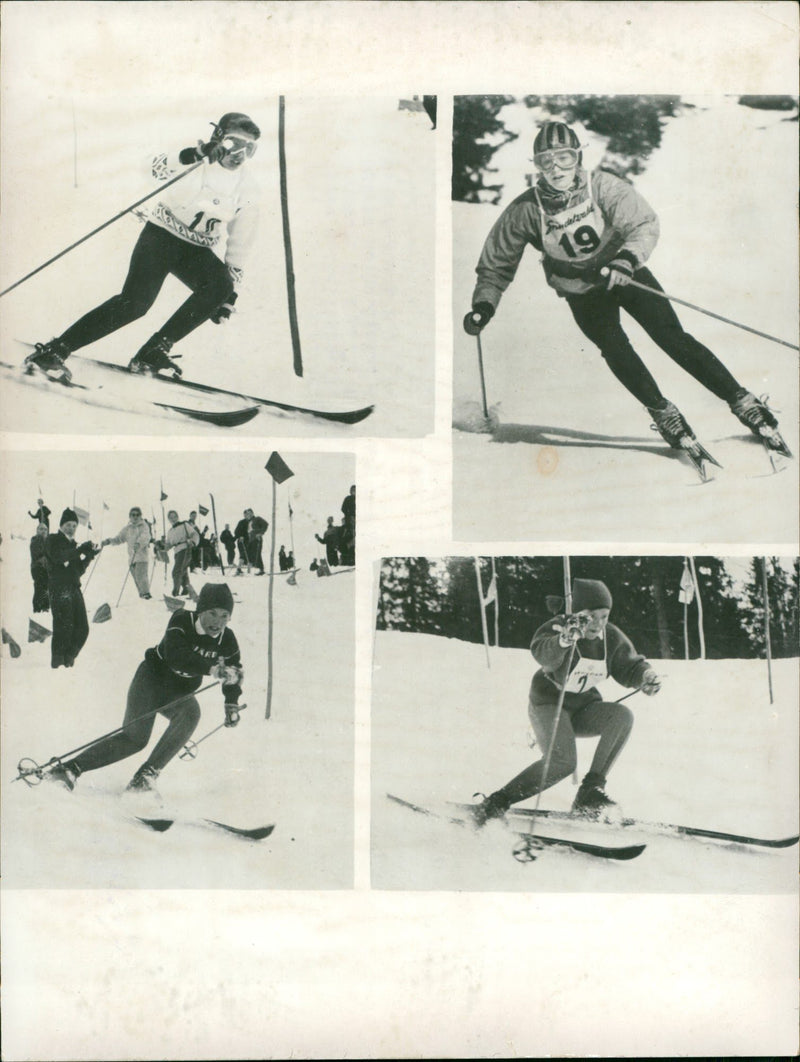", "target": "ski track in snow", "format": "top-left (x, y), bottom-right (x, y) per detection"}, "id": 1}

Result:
top-left (0, 98), bottom-right (435, 437)
top-left (1, 534), bottom-right (355, 889)
top-left (371, 631), bottom-right (798, 893)
top-left (452, 100), bottom-right (799, 542)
